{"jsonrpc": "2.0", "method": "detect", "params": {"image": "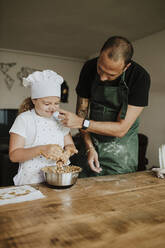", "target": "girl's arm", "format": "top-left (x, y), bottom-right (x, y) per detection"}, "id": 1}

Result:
top-left (63, 133), bottom-right (78, 162)
top-left (9, 133), bottom-right (63, 163)
top-left (64, 133), bottom-right (78, 155)
top-left (9, 133), bottom-right (41, 162)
